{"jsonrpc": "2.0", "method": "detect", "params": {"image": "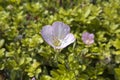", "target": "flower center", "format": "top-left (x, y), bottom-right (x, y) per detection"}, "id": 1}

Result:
top-left (86, 39), bottom-right (90, 44)
top-left (53, 36), bottom-right (61, 46)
